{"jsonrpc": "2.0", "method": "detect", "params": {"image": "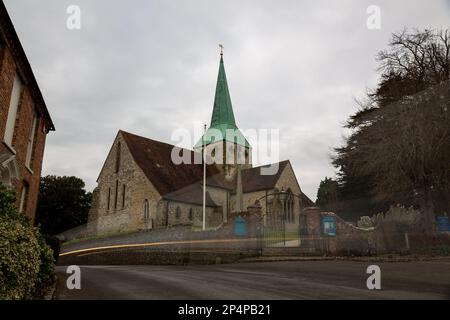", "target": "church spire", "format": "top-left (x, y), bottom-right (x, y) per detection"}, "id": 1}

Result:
top-left (210, 48), bottom-right (237, 128)
top-left (194, 48), bottom-right (250, 149)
